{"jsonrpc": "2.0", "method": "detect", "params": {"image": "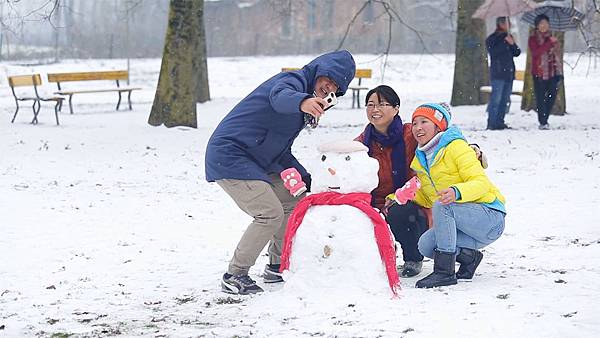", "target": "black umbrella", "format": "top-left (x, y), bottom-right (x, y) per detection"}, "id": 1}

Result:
top-left (521, 0), bottom-right (584, 31)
